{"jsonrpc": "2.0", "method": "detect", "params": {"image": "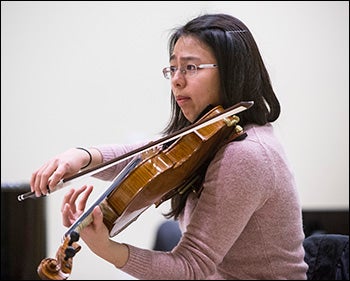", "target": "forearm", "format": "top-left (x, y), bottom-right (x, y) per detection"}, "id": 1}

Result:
top-left (99, 240), bottom-right (130, 269)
